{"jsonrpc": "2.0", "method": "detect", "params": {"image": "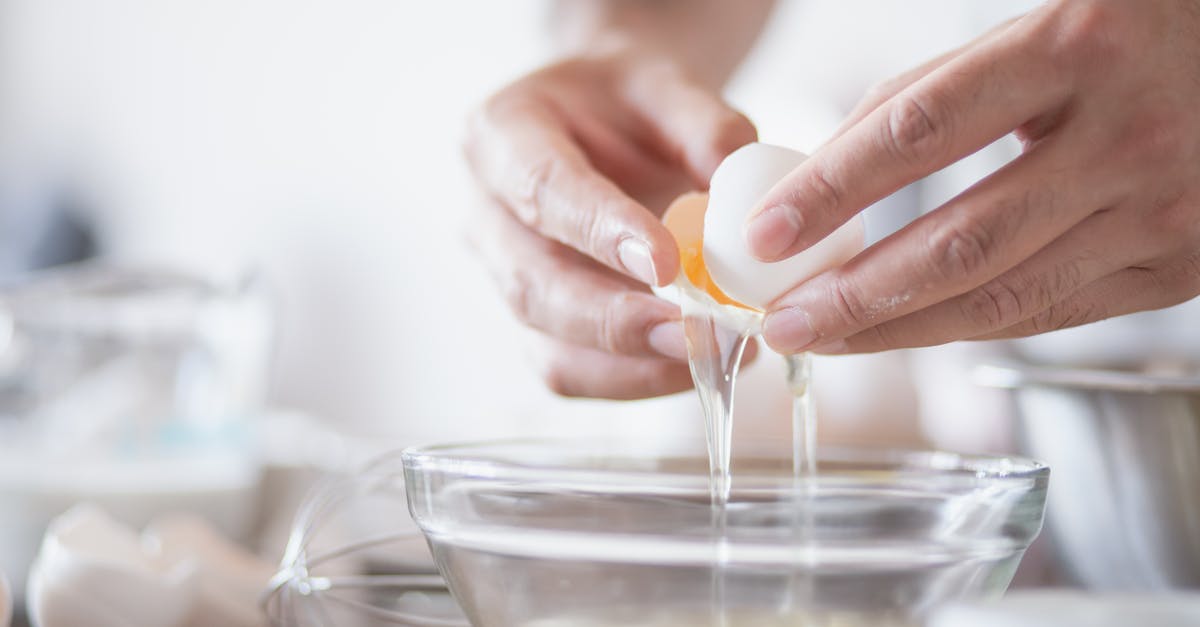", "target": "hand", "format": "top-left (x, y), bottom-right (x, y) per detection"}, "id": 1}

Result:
top-left (747, 0), bottom-right (1200, 354)
top-left (464, 43), bottom-right (757, 398)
